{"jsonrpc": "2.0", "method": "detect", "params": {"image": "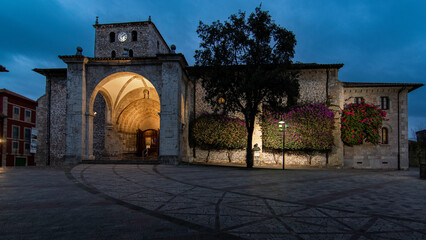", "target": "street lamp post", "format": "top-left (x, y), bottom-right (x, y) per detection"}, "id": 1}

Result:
top-left (278, 121), bottom-right (288, 170)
